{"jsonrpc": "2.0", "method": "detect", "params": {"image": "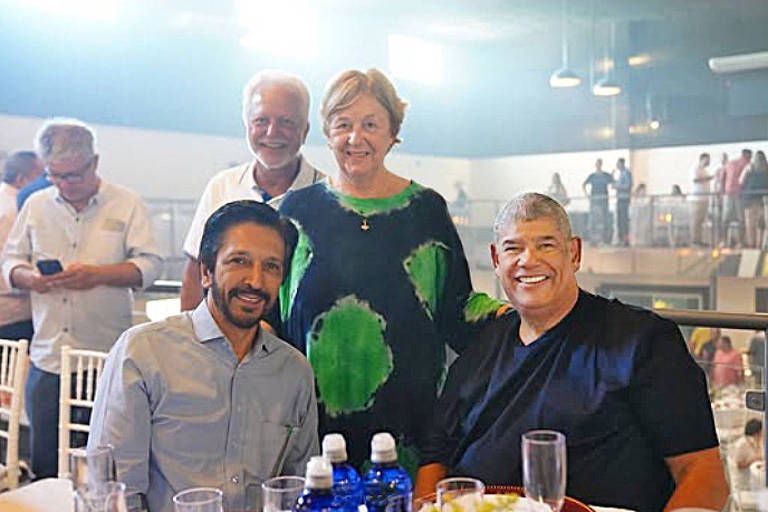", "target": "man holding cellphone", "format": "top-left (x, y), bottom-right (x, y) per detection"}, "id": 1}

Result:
top-left (1, 118), bottom-right (164, 479)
